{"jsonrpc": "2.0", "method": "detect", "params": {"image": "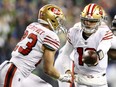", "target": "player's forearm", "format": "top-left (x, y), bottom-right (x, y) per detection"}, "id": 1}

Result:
top-left (97, 40), bottom-right (111, 55)
top-left (44, 66), bottom-right (73, 83)
top-left (44, 66), bottom-right (60, 79)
